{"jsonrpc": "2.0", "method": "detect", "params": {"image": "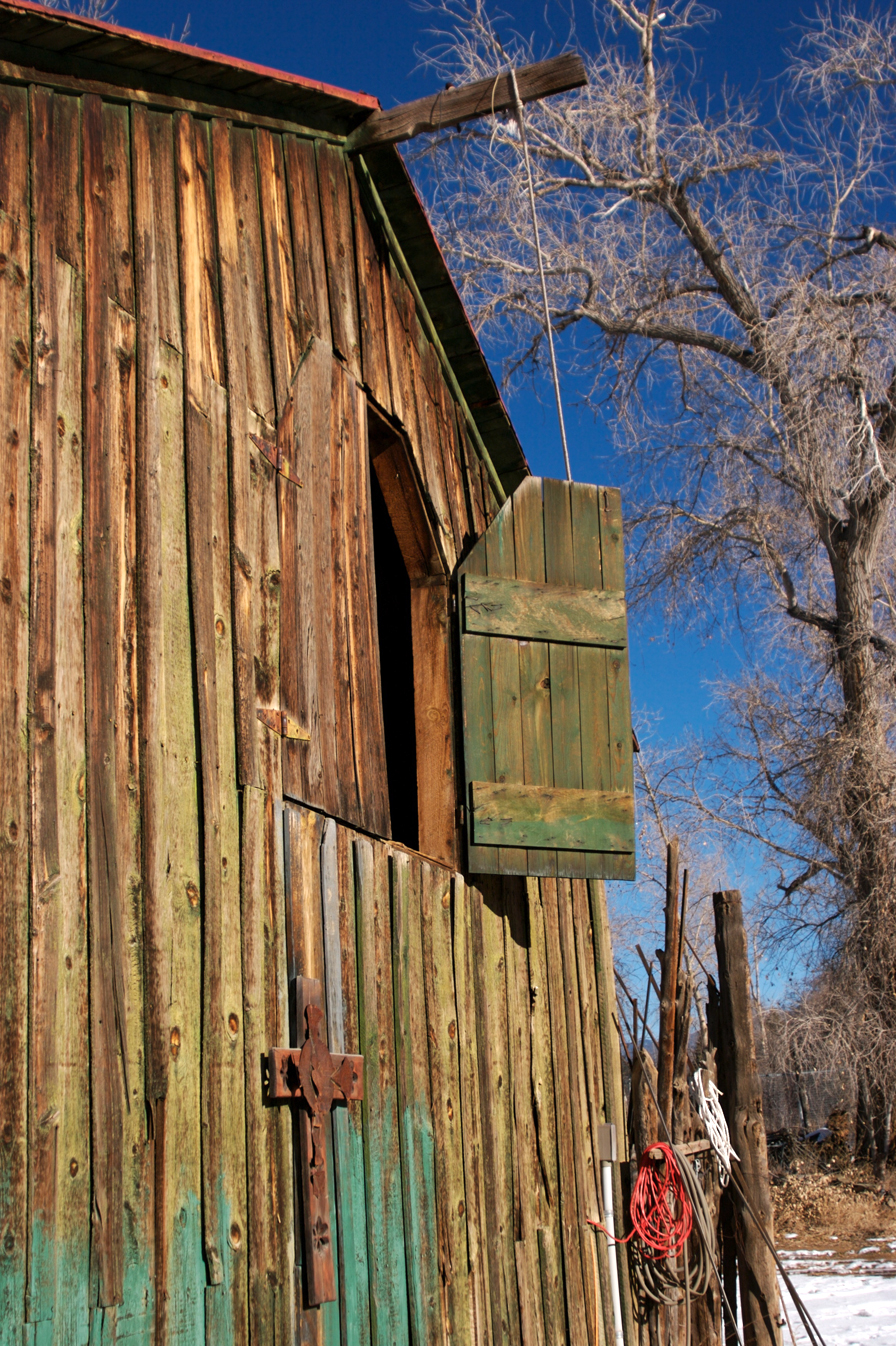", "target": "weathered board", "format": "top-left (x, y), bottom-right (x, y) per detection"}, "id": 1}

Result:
top-left (459, 477), bottom-right (636, 878)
